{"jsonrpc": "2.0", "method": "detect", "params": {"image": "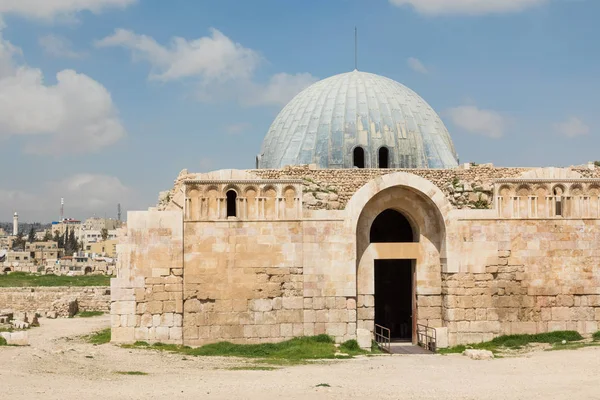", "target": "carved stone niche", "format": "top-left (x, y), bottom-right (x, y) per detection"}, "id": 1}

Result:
top-left (494, 174), bottom-right (600, 219)
top-left (183, 179), bottom-right (303, 221)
